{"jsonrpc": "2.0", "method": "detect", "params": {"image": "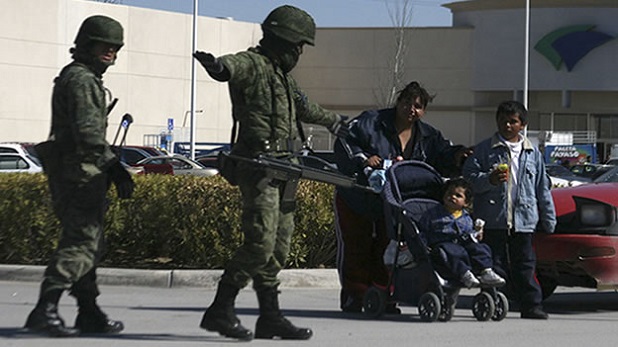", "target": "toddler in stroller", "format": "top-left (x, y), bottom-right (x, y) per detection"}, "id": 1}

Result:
top-left (363, 160), bottom-right (509, 322)
top-left (419, 177), bottom-right (505, 290)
